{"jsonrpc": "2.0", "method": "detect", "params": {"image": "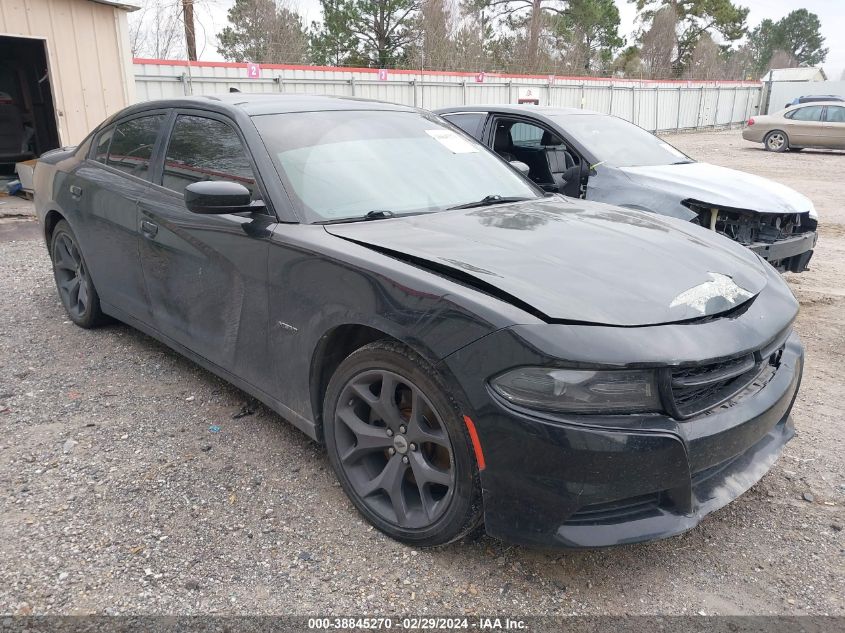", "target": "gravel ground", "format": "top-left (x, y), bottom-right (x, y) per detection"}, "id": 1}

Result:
top-left (0, 129), bottom-right (843, 616)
